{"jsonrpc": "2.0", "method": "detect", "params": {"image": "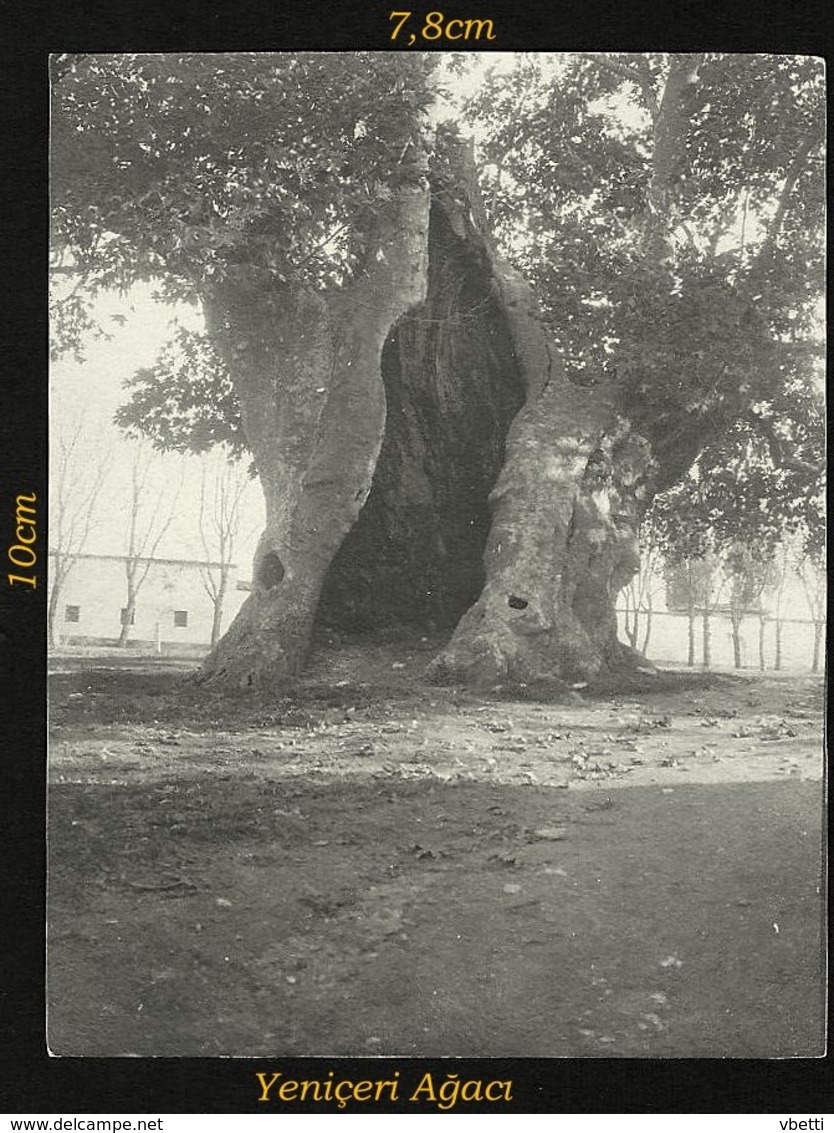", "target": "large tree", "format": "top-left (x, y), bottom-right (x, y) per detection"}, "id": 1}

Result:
top-left (51, 52), bottom-right (825, 691)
